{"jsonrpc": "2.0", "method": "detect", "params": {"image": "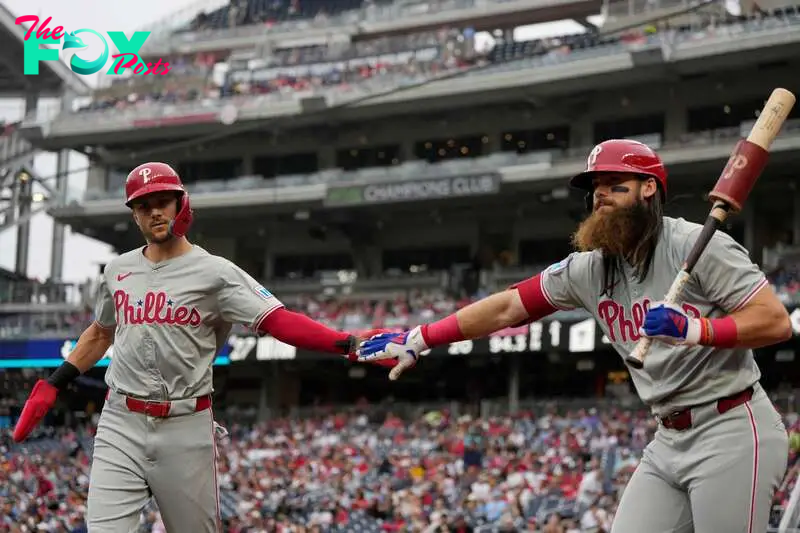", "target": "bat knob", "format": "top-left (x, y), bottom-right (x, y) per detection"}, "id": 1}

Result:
top-left (624, 356), bottom-right (644, 369)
